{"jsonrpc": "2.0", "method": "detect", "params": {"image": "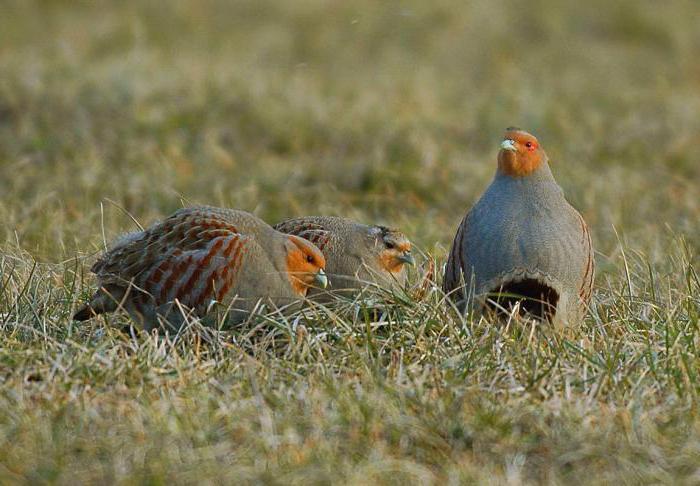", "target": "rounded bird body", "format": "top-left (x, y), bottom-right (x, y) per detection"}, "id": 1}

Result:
top-left (74, 206), bottom-right (327, 330)
top-left (444, 129), bottom-right (594, 324)
top-left (274, 216), bottom-right (414, 297)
